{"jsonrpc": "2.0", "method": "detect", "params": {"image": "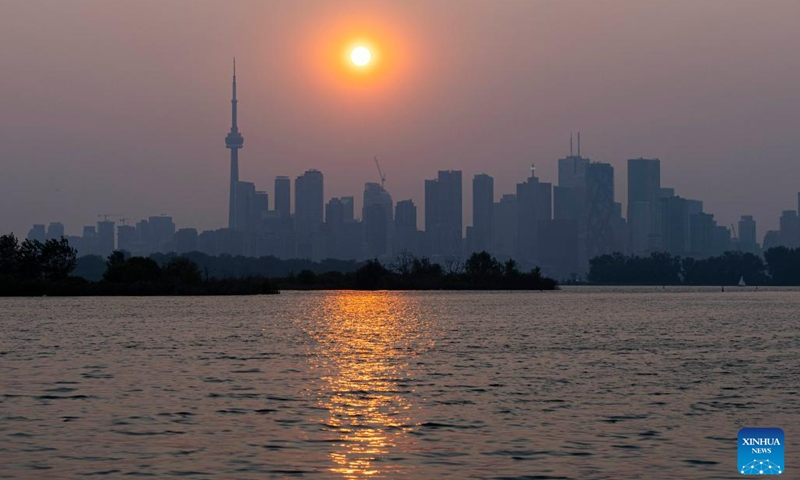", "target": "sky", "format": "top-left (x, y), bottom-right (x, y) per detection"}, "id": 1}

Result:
top-left (1, 0), bottom-right (799, 238)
